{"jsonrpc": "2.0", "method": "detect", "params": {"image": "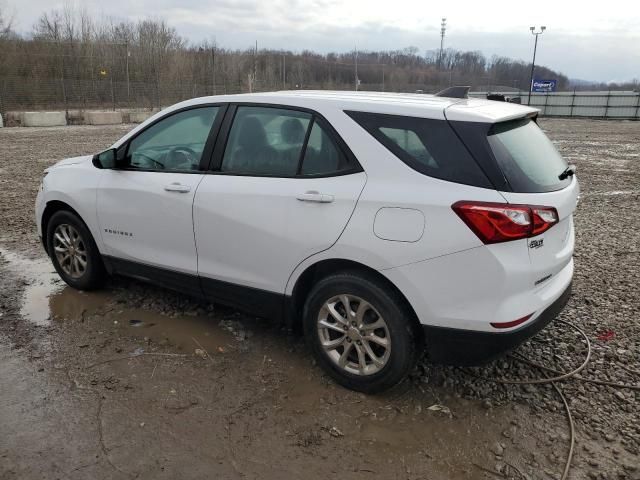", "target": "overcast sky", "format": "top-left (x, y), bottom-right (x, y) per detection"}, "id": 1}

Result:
top-left (7, 0), bottom-right (640, 82)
